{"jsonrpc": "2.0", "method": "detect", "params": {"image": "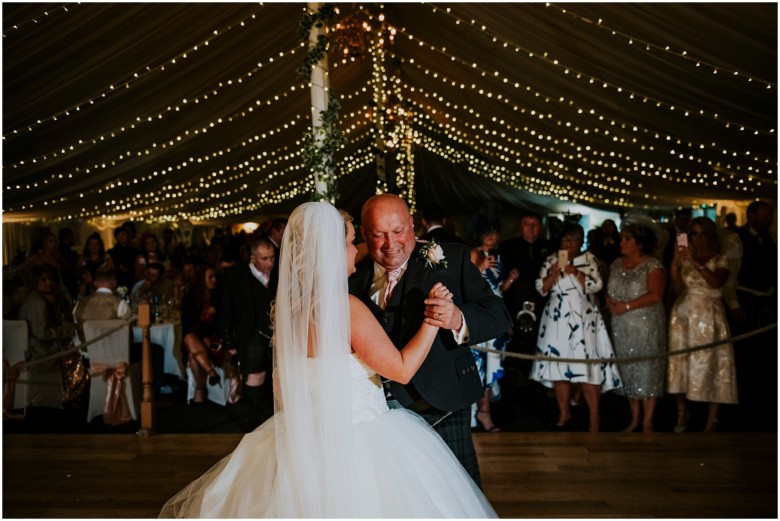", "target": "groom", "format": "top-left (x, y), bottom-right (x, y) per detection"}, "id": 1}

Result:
top-left (349, 194), bottom-right (511, 487)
